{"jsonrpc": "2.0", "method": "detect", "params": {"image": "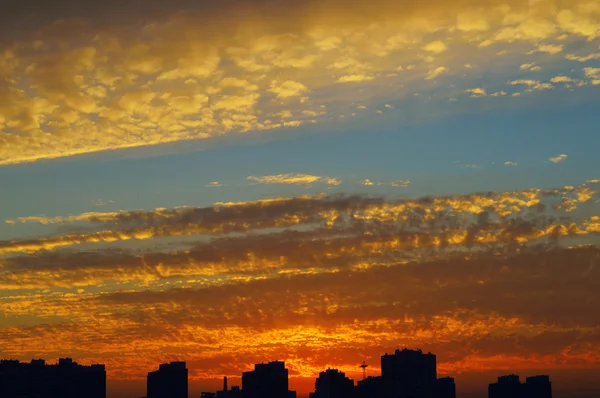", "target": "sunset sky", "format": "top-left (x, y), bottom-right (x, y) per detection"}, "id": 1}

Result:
top-left (1, 0), bottom-right (600, 397)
